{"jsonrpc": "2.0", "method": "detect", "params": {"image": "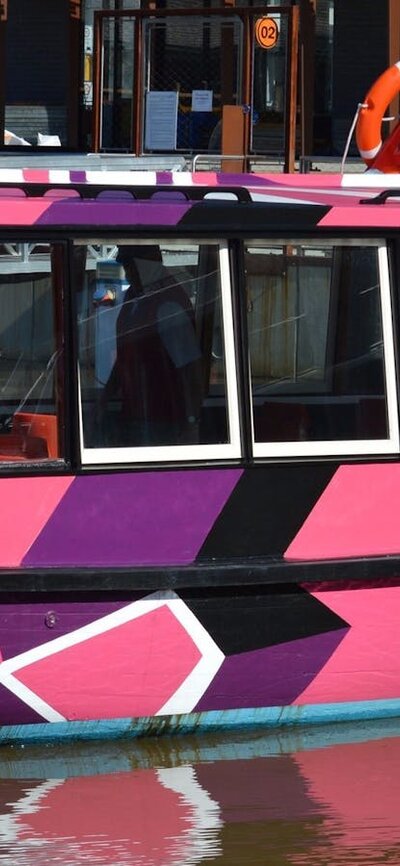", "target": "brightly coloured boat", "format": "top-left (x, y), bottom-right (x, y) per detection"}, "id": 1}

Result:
top-left (1, 168), bottom-right (400, 744)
